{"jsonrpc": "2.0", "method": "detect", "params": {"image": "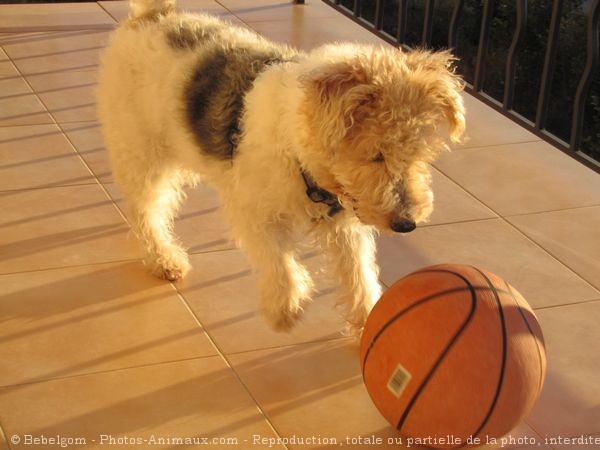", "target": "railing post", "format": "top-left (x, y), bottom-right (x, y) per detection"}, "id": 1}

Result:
top-left (422, 0), bottom-right (435, 47)
top-left (474, 0), bottom-right (494, 92)
top-left (570, 0), bottom-right (599, 151)
top-left (396, 0), bottom-right (408, 45)
top-left (536, 0), bottom-right (563, 129)
top-left (448, 0), bottom-right (464, 49)
top-left (374, 0), bottom-right (384, 30)
top-left (503, 0), bottom-right (527, 109)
